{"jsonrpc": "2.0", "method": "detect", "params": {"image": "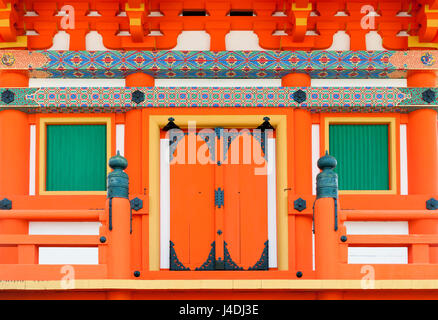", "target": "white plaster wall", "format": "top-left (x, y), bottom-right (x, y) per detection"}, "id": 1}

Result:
top-left (30, 222), bottom-right (101, 265)
top-left (345, 222), bottom-right (409, 264)
top-left (39, 247), bottom-right (99, 264)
